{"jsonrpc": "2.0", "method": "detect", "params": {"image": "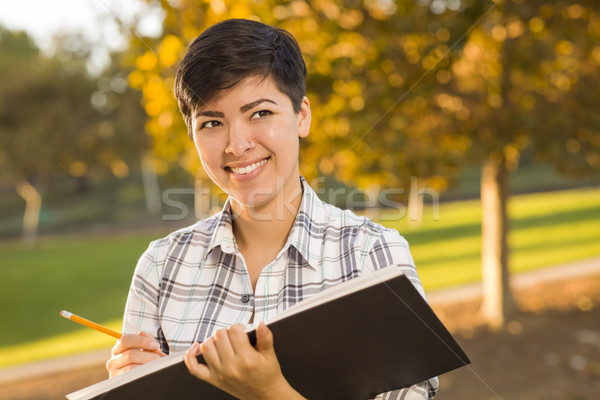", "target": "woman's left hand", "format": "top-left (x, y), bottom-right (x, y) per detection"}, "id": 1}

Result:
top-left (184, 322), bottom-right (305, 400)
